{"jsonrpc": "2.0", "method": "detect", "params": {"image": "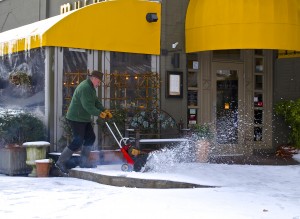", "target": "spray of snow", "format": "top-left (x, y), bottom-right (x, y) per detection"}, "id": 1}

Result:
top-left (143, 138), bottom-right (208, 172)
